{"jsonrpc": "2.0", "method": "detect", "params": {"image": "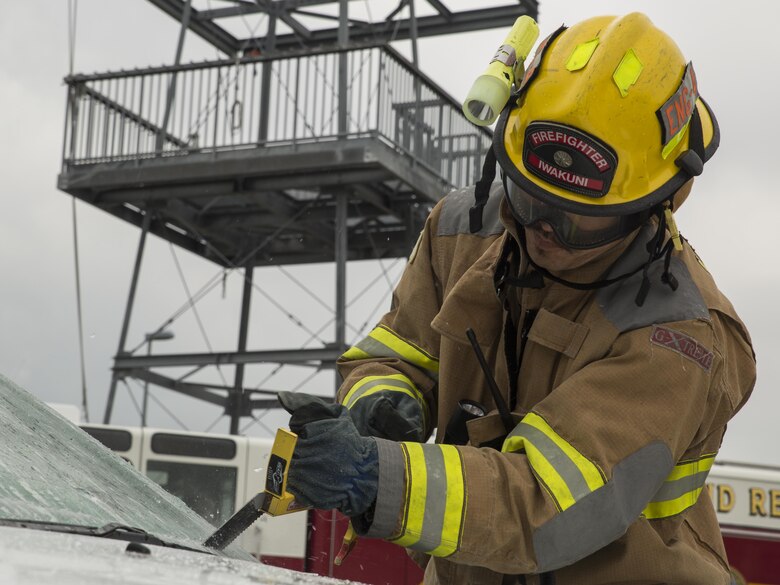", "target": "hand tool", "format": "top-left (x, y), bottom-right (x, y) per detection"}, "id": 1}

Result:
top-left (204, 428), bottom-right (308, 550)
